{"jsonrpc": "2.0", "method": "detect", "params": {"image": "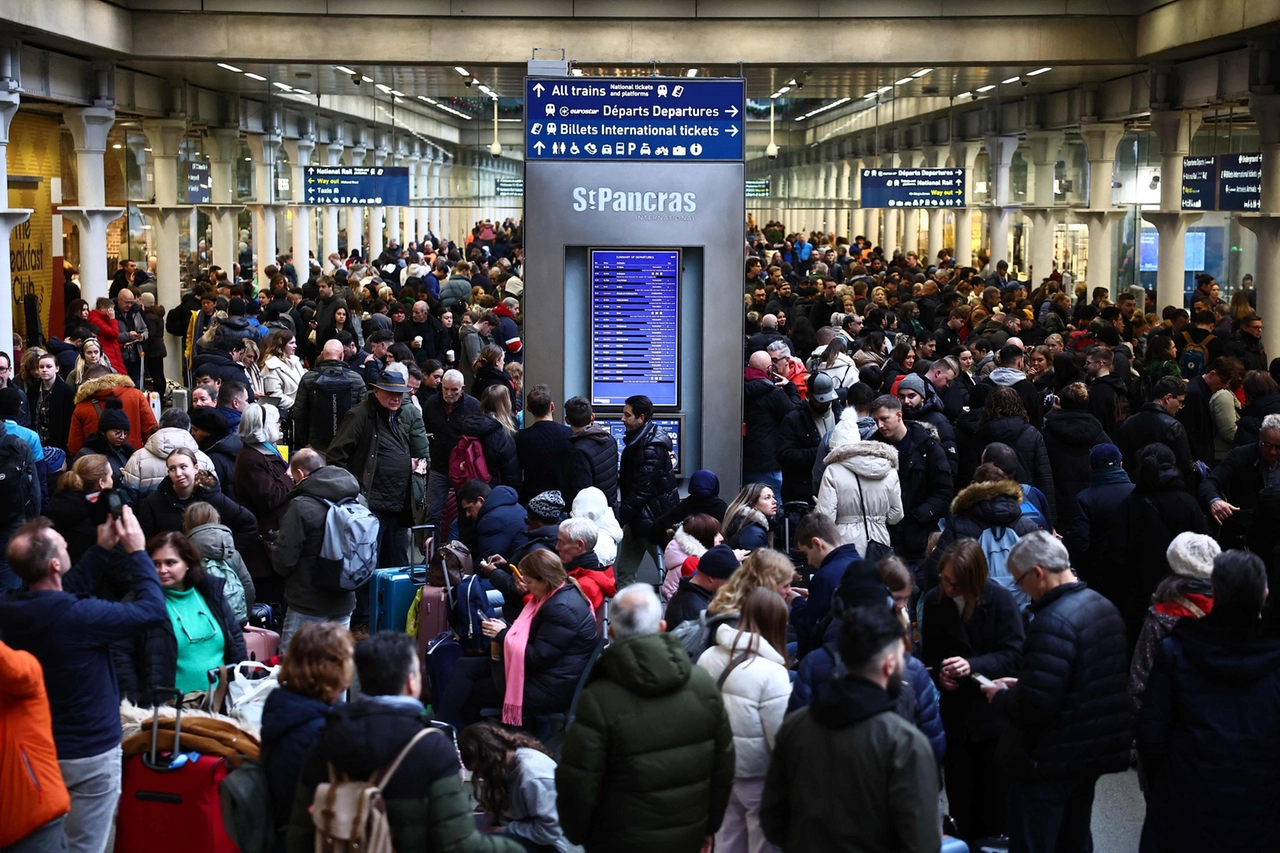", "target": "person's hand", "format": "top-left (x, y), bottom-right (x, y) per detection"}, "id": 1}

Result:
top-left (115, 505), bottom-right (146, 554)
top-left (785, 587), bottom-right (808, 604)
top-left (982, 676), bottom-right (1018, 702)
top-left (942, 656), bottom-right (970, 679)
top-left (1210, 499), bottom-right (1238, 524)
top-left (700, 836), bottom-right (714, 853)
top-left (939, 672), bottom-right (959, 691)
top-left (480, 618), bottom-right (507, 638)
top-left (411, 339), bottom-right (421, 348)
top-left (514, 576), bottom-right (529, 595)
top-left (733, 549), bottom-right (751, 563)
top-left (96, 517), bottom-right (120, 552)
